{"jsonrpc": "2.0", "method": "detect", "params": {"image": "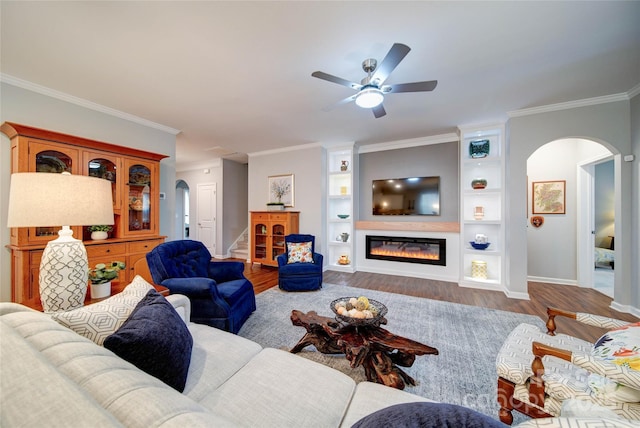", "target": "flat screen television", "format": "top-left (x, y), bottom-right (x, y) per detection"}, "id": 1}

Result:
top-left (372, 176), bottom-right (440, 216)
